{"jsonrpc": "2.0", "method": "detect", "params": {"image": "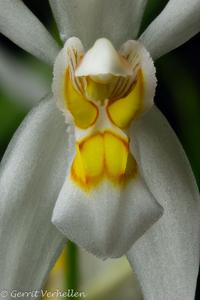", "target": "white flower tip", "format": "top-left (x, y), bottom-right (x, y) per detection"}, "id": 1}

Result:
top-left (52, 177), bottom-right (163, 259)
top-left (75, 38), bottom-right (133, 83)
